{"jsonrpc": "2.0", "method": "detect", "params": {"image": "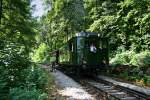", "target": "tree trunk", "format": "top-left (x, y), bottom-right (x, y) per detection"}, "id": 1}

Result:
top-left (0, 0), bottom-right (2, 24)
